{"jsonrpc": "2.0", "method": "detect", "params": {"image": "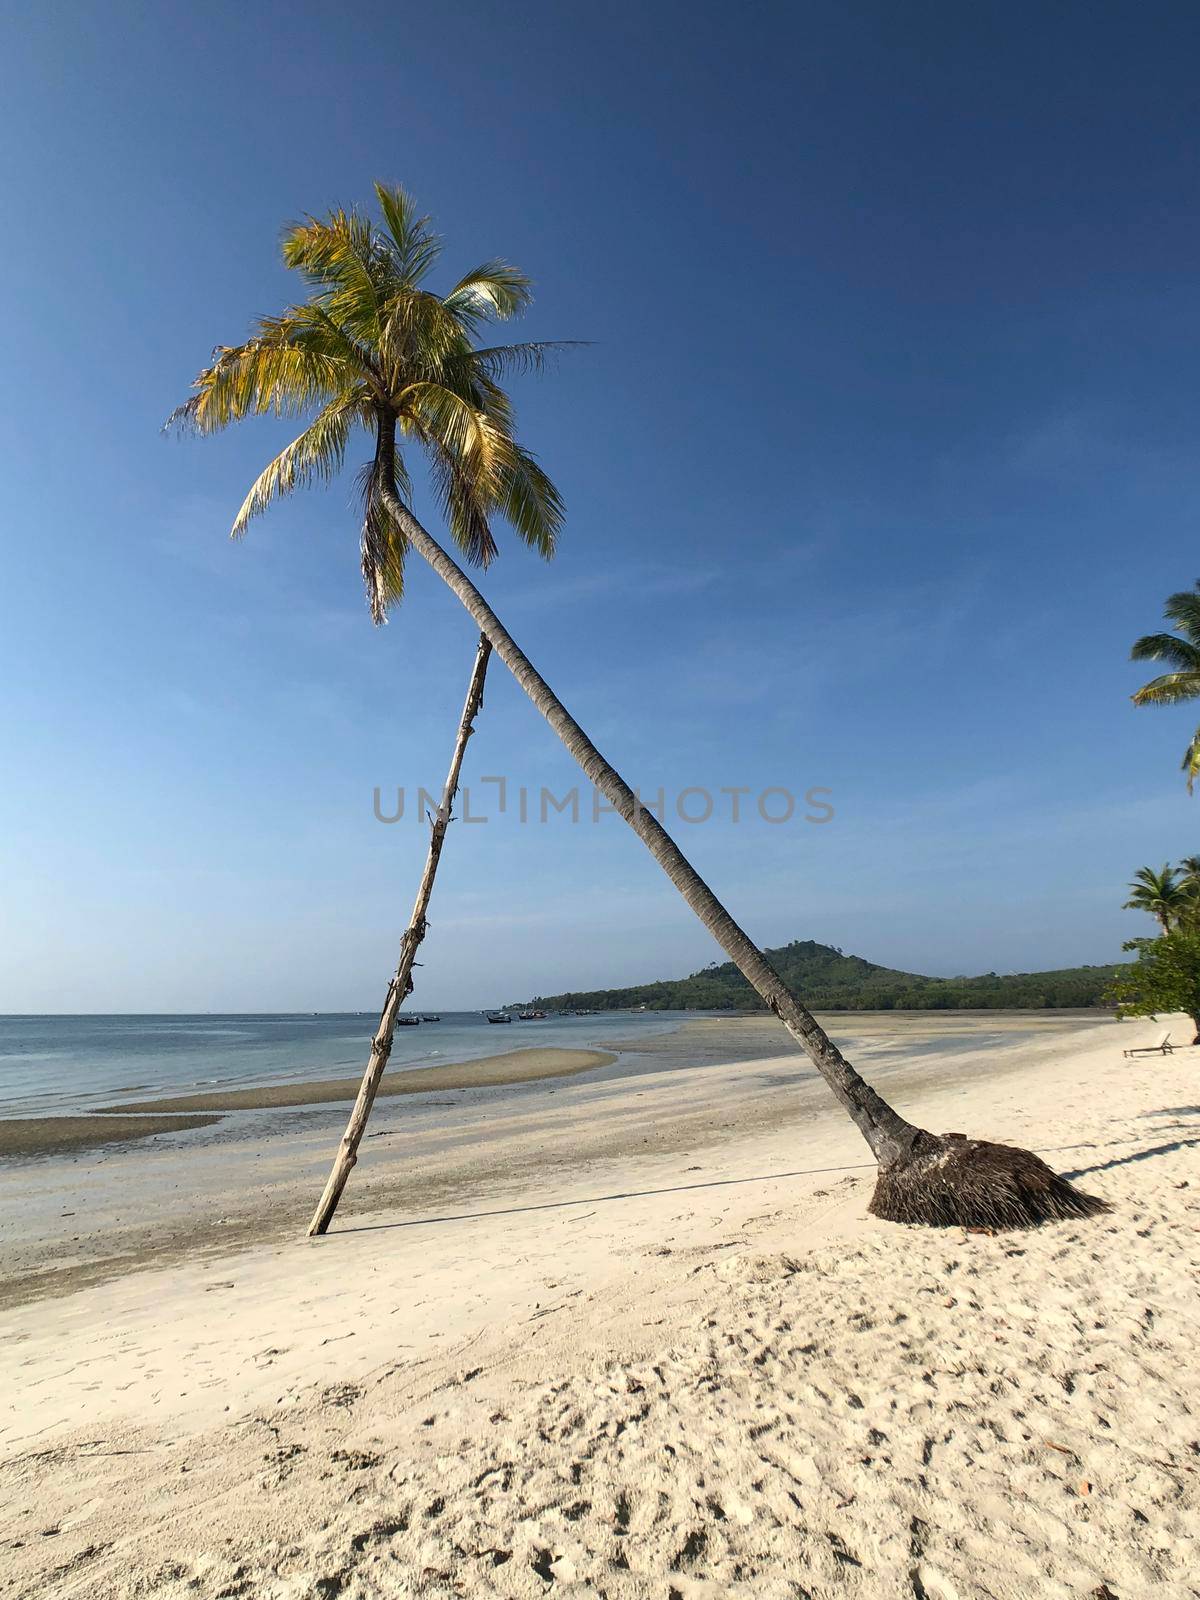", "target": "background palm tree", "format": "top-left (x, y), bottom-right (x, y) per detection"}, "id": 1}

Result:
top-left (171, 183), bottom-right (1106, 1231)
top-left (1123, 864), bottom-right (1189, 933)
top-left (1176, 856), bottom-right (1200, 923)
top-left (1131, 581), bottom-right (1200, 790)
